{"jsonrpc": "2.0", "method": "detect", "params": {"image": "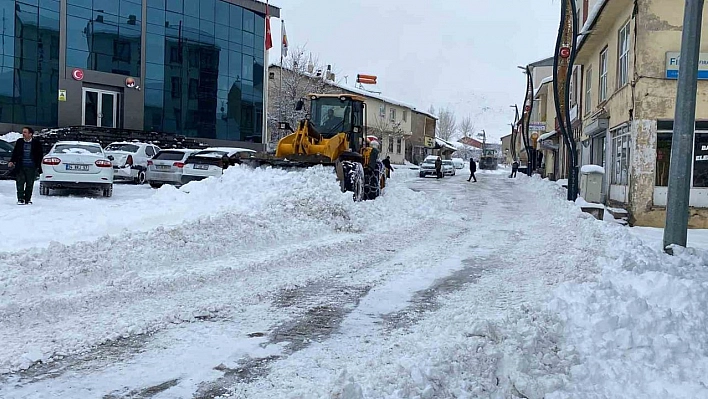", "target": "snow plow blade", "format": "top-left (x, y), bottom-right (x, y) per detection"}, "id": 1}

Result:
top-left (240, 152), bottom-right (336, 169)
